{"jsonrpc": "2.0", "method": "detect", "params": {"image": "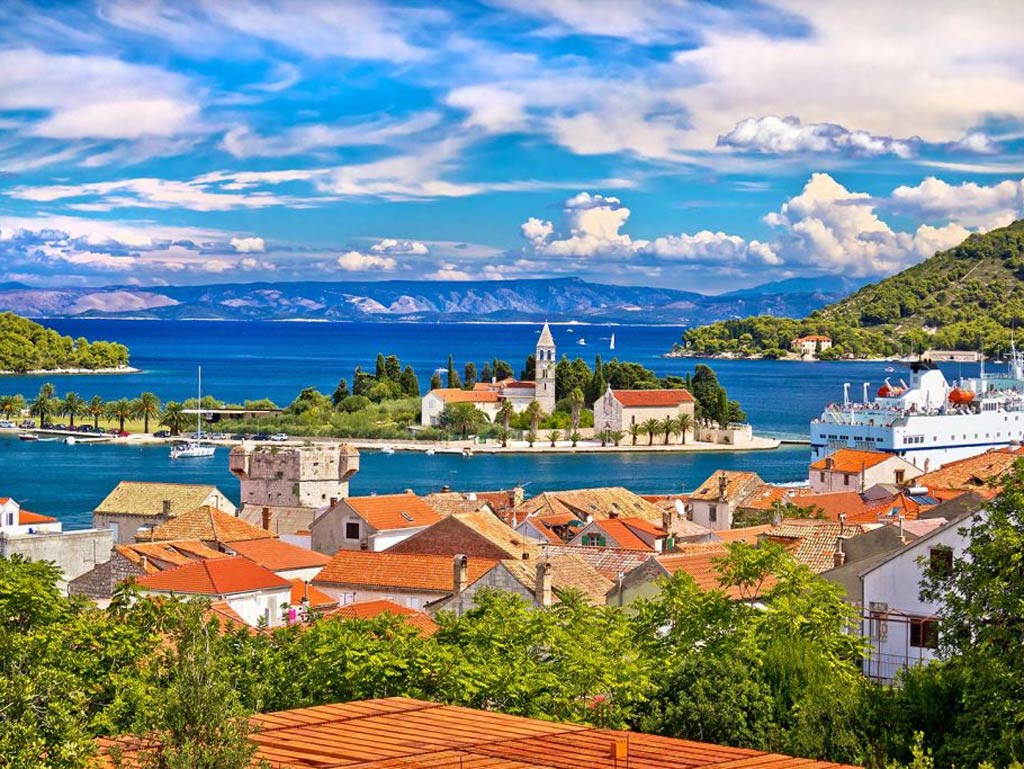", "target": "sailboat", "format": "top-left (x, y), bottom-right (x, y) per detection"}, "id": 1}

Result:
top-left (170, 366), bottom-right (216, 459)
top-left (609, 333), bottom-right (615, 351)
